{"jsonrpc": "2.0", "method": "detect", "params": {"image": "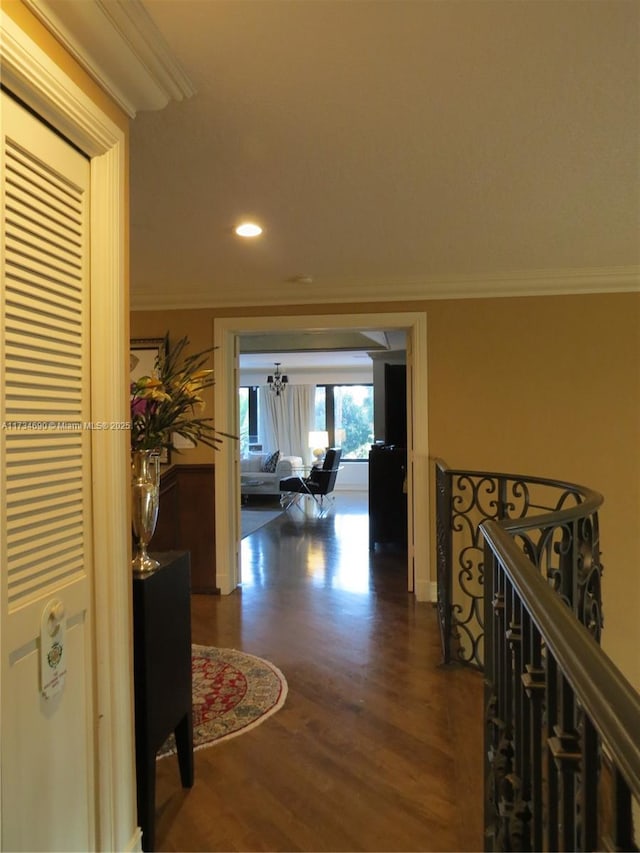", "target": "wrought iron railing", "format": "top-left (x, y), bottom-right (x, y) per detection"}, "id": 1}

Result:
top-left (436, 460), bottom-right (639, 850)
top-left (482, 520), bottom-right (640, 851)
top-left (435, 459), bottom-right (603, 668)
